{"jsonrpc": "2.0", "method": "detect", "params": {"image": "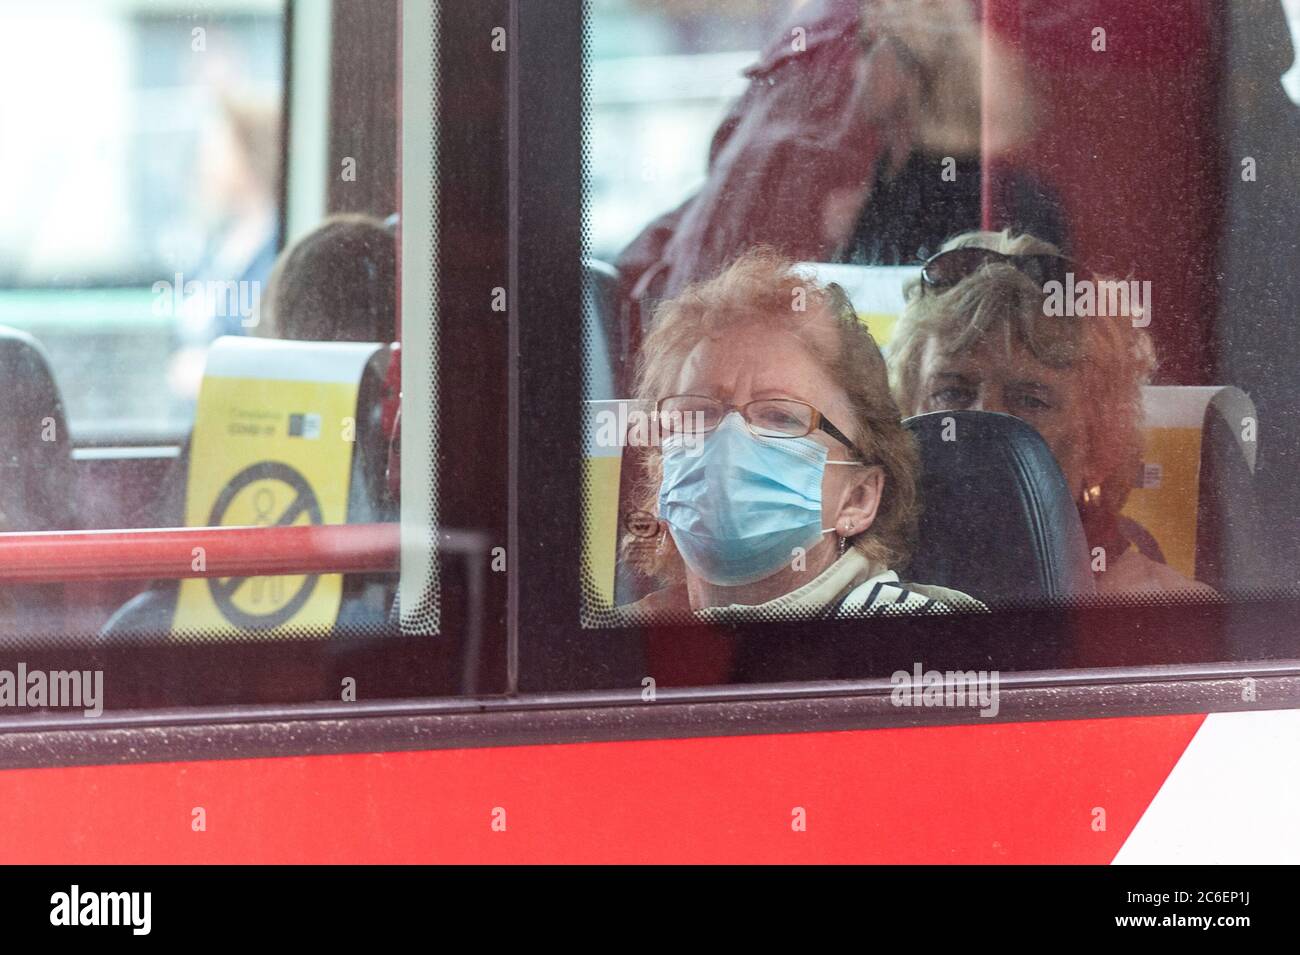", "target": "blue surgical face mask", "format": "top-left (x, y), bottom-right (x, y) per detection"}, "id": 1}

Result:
top-left (658, 412), bottom-right (847, 587)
